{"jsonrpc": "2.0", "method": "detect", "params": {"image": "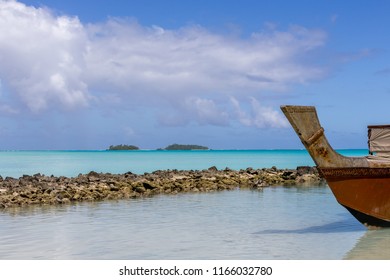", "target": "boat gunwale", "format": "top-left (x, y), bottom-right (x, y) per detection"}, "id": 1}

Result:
top-left (319, 167), bottom-right (390, 180)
